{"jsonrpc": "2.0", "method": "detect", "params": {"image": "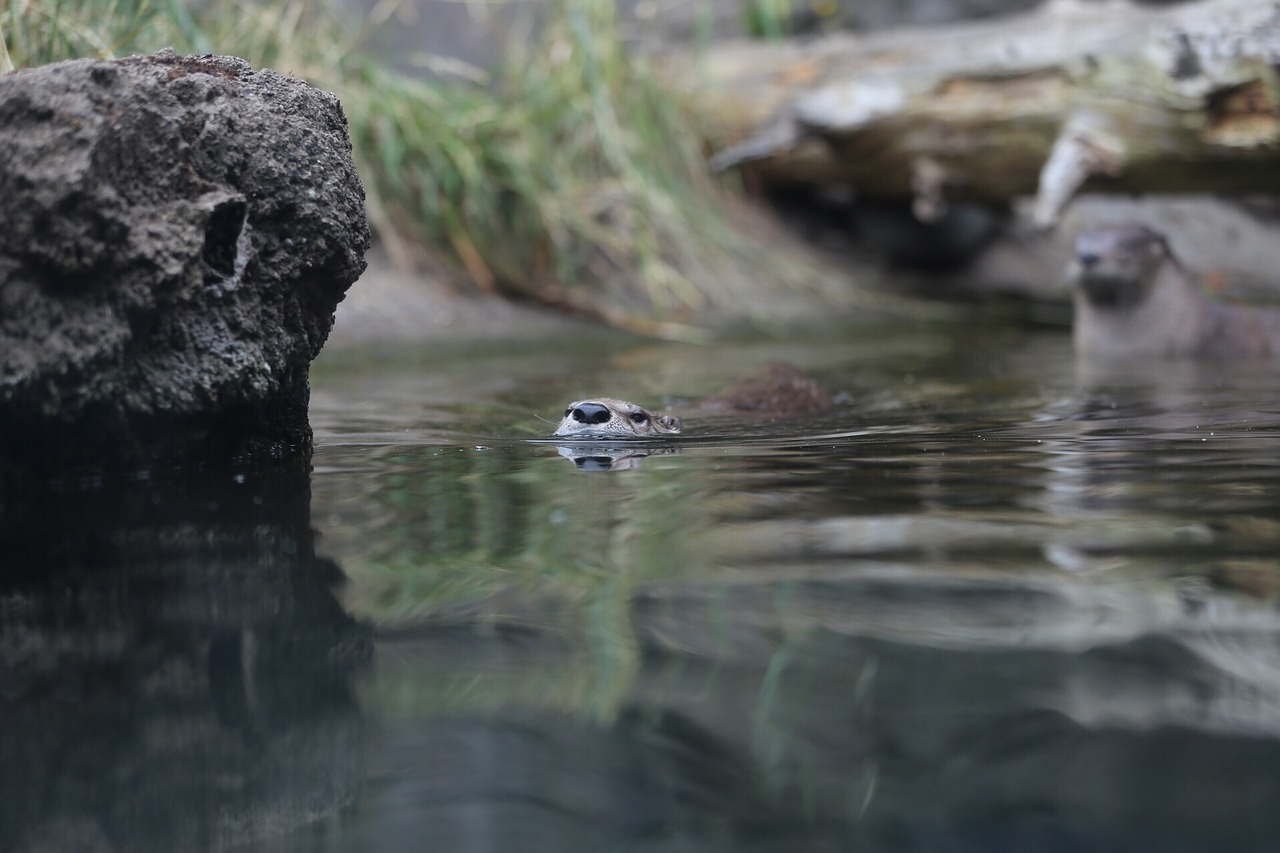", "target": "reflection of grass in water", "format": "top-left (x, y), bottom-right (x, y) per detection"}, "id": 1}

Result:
top-left (359, 556), bottom-right (641, 724)
top-left (338, 449), bottom-right (694, 719)
top-left (363, 639), bottom-right (606, 720)
top-left (356, 553), bottom-right (642, 723)
top-left (3, 0), bottom-right (843, 329)
top-left (345, 451), bottom-right (691, 613)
